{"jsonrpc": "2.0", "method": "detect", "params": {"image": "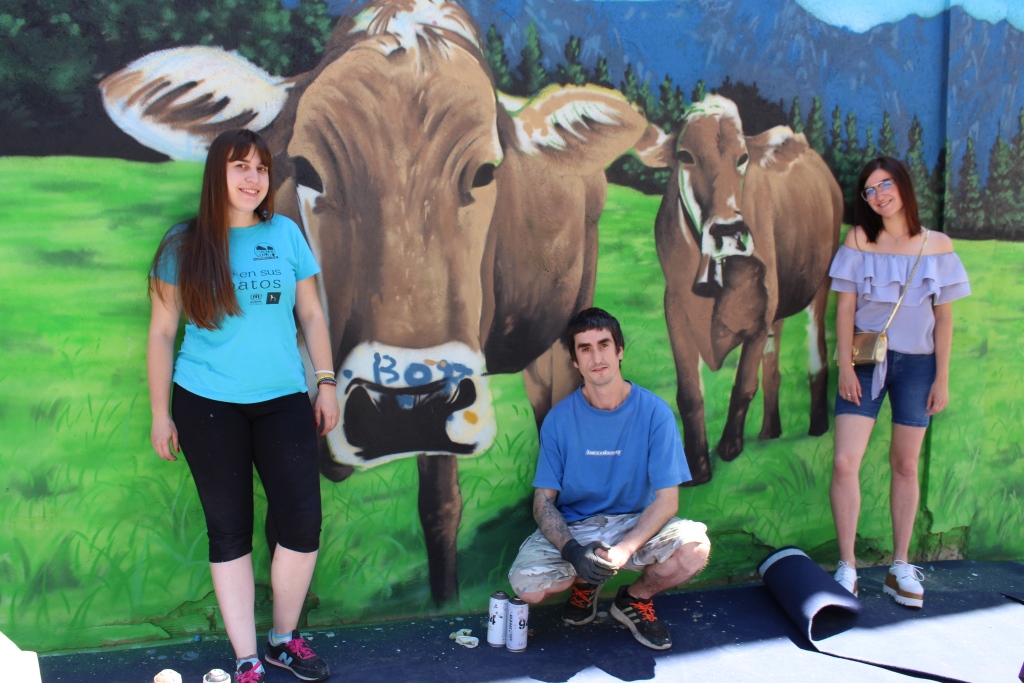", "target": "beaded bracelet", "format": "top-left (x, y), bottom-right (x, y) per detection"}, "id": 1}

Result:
top-left (317, 377), bottom-right (338, 387)
top-left (314, 370), bottom-right (335, 377)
